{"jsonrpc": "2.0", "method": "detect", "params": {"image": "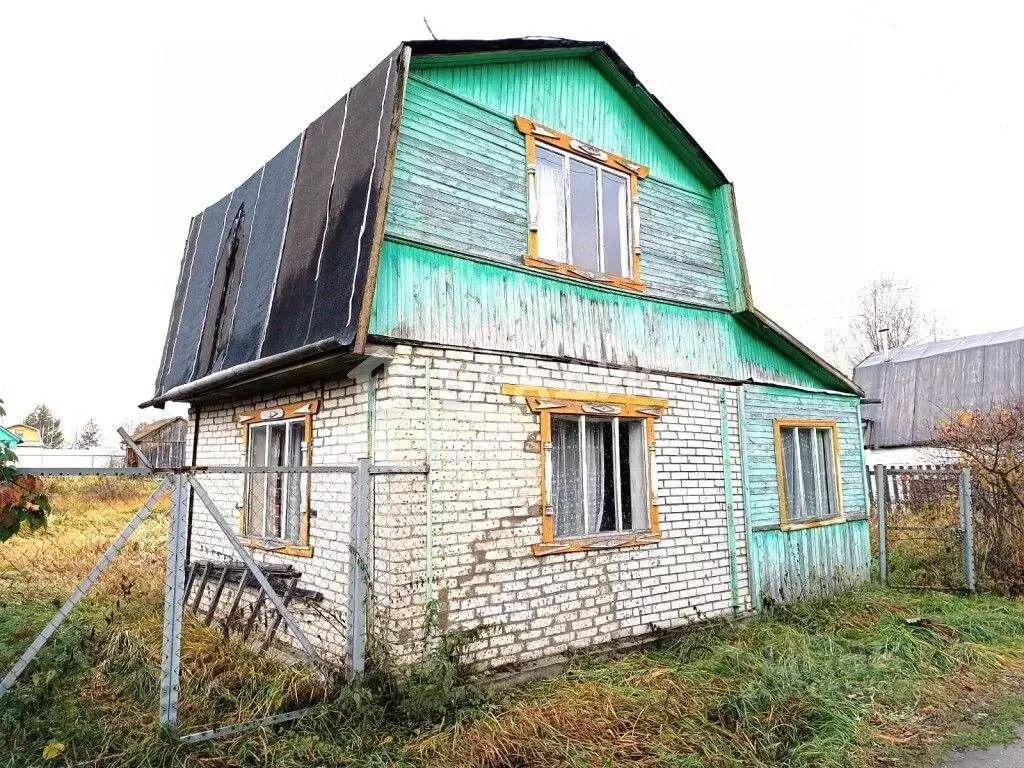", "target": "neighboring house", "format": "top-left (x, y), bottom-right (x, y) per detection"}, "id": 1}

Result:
top-left (145, 38), bottom-right (870, 670)
top-left (0, 426), bottom-right (21, 449)
top-left (5, 424), bottom-right (42, 447)
top-left (124, 416), bottom-right (187, 468)
top-left (855, 326), bottom-right (1024, 466)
